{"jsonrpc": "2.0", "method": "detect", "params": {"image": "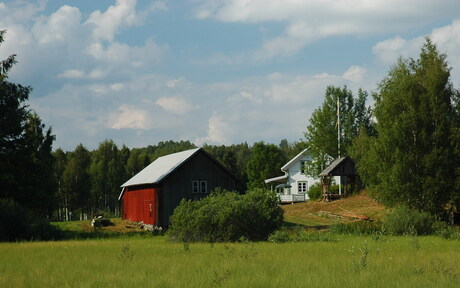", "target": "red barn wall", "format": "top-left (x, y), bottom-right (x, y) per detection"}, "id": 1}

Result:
top-left (122, 186), bottom-right (158, 225)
